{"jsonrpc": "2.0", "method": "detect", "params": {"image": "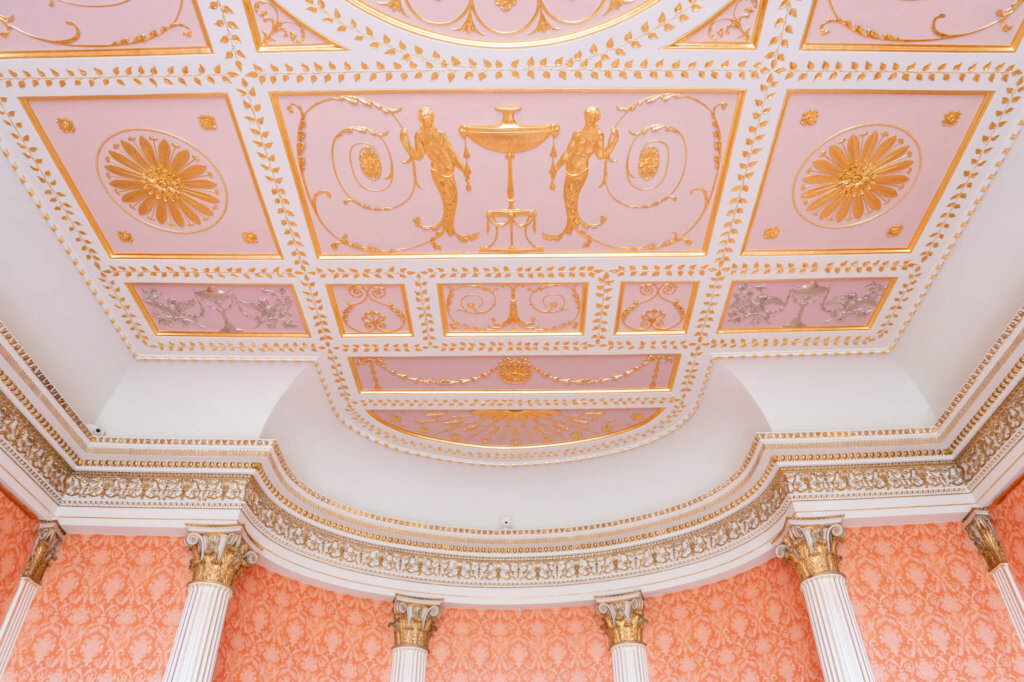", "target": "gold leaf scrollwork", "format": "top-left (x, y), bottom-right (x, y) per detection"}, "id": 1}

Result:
top-left (442, 283), bottom-right (582, 334)
top-left (817, 0), bottom-right (1024, 45)
top-left (705, 0), bottom-right (758, 42)
top-left (339, 285), bottom-right (408, 335)
top-left (618, 283), bottom-right (689, 333)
